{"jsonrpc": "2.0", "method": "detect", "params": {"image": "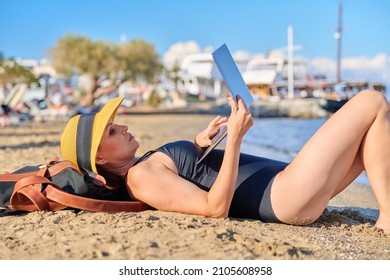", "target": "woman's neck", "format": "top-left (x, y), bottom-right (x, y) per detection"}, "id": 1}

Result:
top-left (96, 157), bottom-right (139, 187)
